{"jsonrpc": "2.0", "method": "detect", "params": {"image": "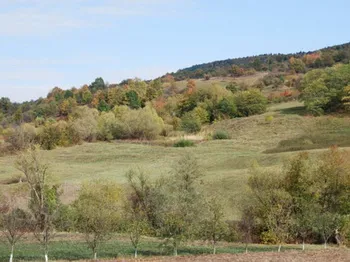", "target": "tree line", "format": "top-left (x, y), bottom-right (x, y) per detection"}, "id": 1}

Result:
top-left (1, 146), bottom-right (349, 261)
top-left (0, 78), bottom-right (267, 154)
top-left (168, 42), bottom-right (350, 80)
